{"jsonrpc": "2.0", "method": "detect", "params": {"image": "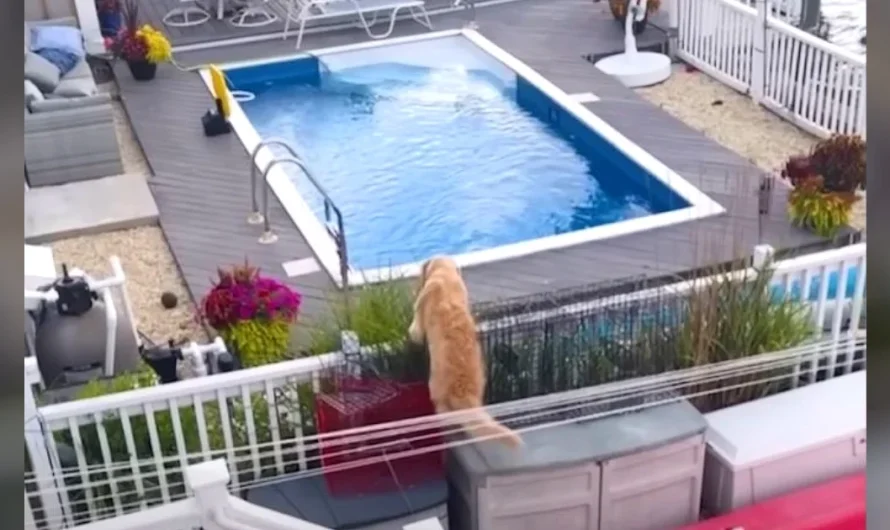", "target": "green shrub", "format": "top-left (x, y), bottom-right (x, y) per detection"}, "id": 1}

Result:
top-left (306, 280), bottom-right (415, 355)
top-left (482, 259), bottom-right (813, 411)
top-left (223, 318), bottom-right (291, 367)
top-left (675, 260), bottom-right (814, 411)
